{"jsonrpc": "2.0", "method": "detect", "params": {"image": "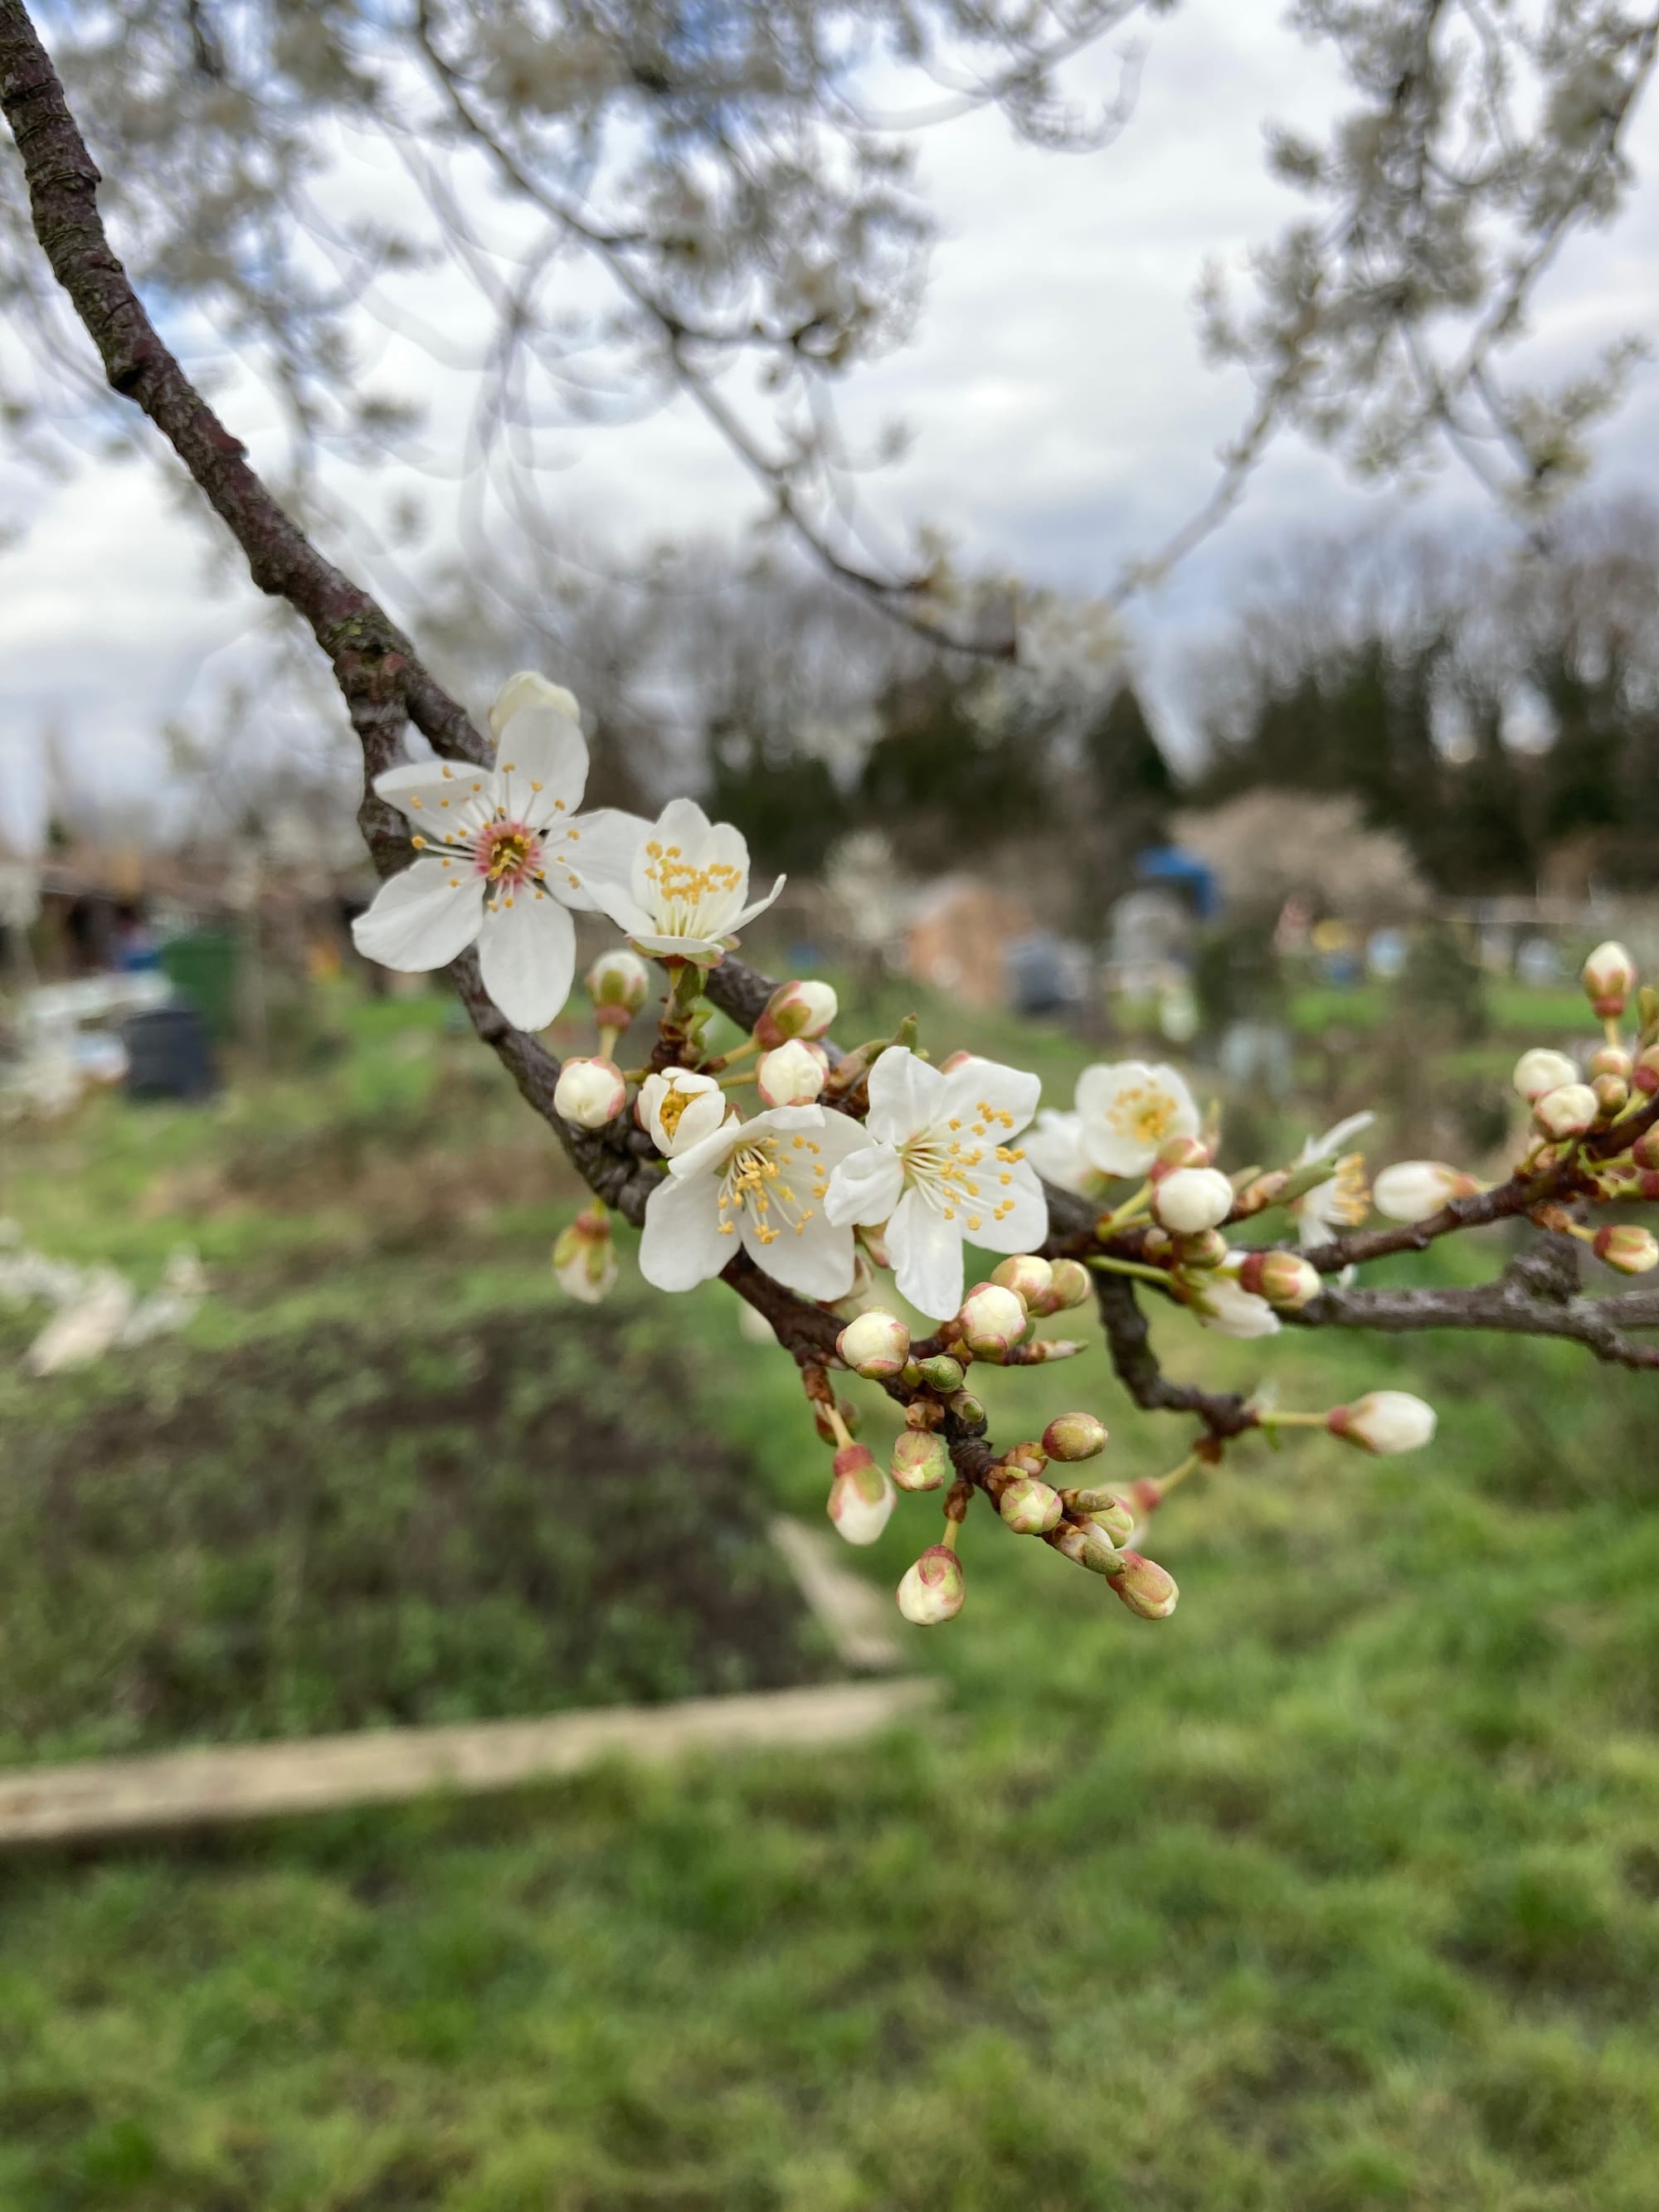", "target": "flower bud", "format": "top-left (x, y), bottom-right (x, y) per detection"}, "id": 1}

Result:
top-left (639, 1067), bottom-right (724, 1155)
top-left (1593, 1223), bottom-right (1659, 1276)
top-left (1236, 1249), bottom-right (1321, 1309)
top-left (937, 1050), bottom-right (980, 1074)
top-left (1532, 1083), bottom-right (1598, 1142)
top-left (890, 1428), bottom-right (950, 1491)
top-left (1233, 1169), bottom-right (1291, 1217)
top-left (552, 1204), bottom-right (616, 1304)
top-left (1044, 1257), bottom-right (1092, 1311)
top-left (1370, 1160), bottom-right (1478, 1223)
top-left (1632, 1129), bottom-right (1659, 1171)
top-left (1042, 1410), bottom-right (1107, 1462)
top-left (1151, 1132), bottom-right (1212, 1178)
top-left (754, 978), bottom-right (837, 1050)
top-left (1513, 1048), bottom-right (1580, 1103)
top-left (827, 1445), bottom-right (896, 1546)
top-left (1175, 1228), bottom-right (1229, 1270)
top-left (1083, 1491), bottom-right (1138, 1544)
top-left (837, 1308), bottom-right (911, 1380)
top-left (1589, 1044), bottom-right (1633, 1081)
top-left (584, 947), bottom-right (651, 1024)
top-left (1633, 1045), bottom-right (1659, 1098)
top-left (896, 1544), bottom-right (965, 1625)
top-left (1582, 940), bottom-right (1637, 1019)
top-left (1593, 1072), bottom-right (1630, 1118)
top-left (553, 1055), bottom-right (627, 1129)
top-left (1107, 1551), bottom-right (1180, 1621)
top-left (757, 1038), bottom-right (825, 1108)
top-left (990, 1253), bottom-right (1053, 1307)
top-left (1327, 1390), bottom-right (1437, 1456)
top-left (1152, 1165), bottom-right (1234, 1234)
top-left (956, 1281), bottom-right (1029, 1362)
top-left (999, 1474), bottom-right (1063, 1534)
top-left (948, 1388), bottom-right (987, 1427)
top-left (916, 1353), bottom-right (965, 1393)
top-left (1048, 1519), bottom-right (1121, 1576)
